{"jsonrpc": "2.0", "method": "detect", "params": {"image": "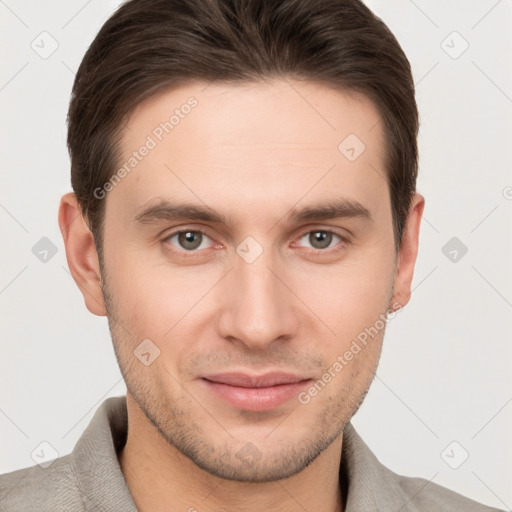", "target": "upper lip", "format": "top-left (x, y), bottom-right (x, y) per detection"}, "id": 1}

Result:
top-left (202, 372), bottom-right (311, 388)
